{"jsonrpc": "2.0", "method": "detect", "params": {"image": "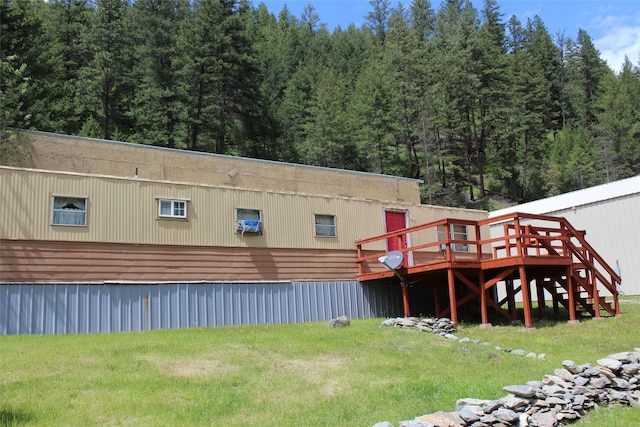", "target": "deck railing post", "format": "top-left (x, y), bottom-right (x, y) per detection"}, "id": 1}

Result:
top-left (444, 221), bottom-right (452, 261)
top-left (356, 244), bottom-right (364, 276)
top-left (475, 223), bottom-right (482, 261)
top-left (514, 216), bottom-right (524, 258)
